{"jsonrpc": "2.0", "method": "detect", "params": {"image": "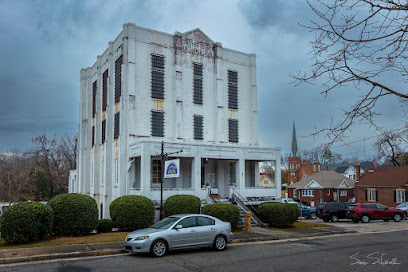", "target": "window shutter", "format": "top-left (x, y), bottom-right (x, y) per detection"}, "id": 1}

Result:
top-left (394, 191), bottom-right (397, 202)
top-left (365, 189), bottom-right (367, 201)
top-left (405, 191), bottom-right (408, 202)
top-left (375, 190), bottom-right (378, 202)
